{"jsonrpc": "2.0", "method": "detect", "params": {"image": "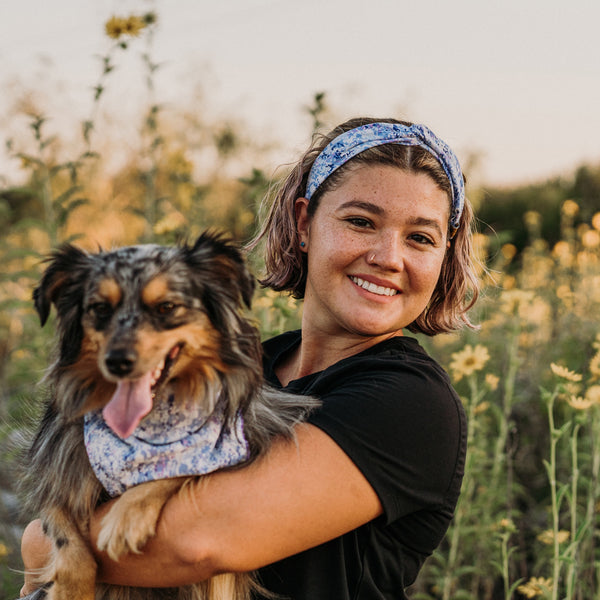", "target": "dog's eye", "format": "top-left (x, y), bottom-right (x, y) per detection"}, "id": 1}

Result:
top-left (156, 301), bottom-right (177, 315)
top-left (89, 302), bottom-right (113, 319)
